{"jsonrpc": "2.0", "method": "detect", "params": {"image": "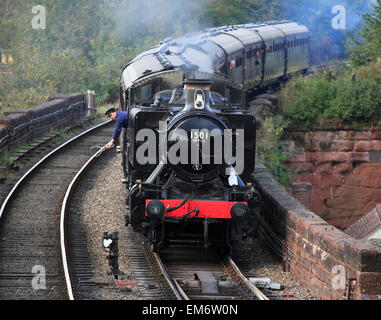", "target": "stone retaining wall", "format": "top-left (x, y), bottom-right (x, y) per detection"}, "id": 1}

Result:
top-left (285, 128), bottom-right (381, 230)
top-left (254, 160), bottom-right (381, 300)
top-left (0, 93), bottom-right (86, 158)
